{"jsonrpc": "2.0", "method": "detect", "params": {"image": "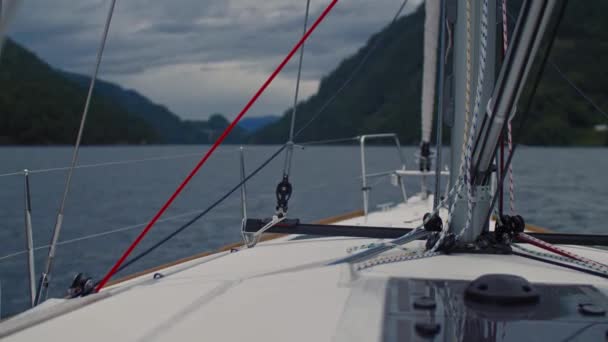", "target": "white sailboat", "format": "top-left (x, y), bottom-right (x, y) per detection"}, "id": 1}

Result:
top-left (1, 0), bottom-right (608, 341)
